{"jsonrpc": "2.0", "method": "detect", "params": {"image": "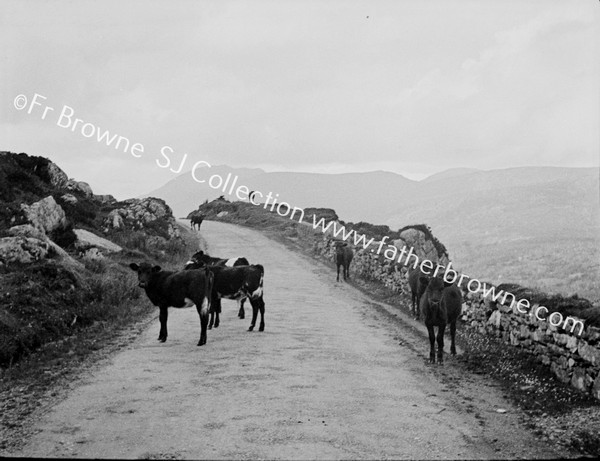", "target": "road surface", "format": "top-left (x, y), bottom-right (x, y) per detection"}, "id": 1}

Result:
top-left (9, 221), bottom-right (564, 459)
